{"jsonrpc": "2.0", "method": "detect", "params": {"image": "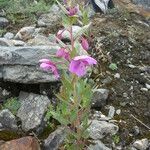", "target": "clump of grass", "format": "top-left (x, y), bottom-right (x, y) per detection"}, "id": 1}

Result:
top-left (0, 29), bottom-right (6, 37)
top-left (2, 97), bottom-right (21, 115)
top-left (0, 0), bottom-right (58, 25)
